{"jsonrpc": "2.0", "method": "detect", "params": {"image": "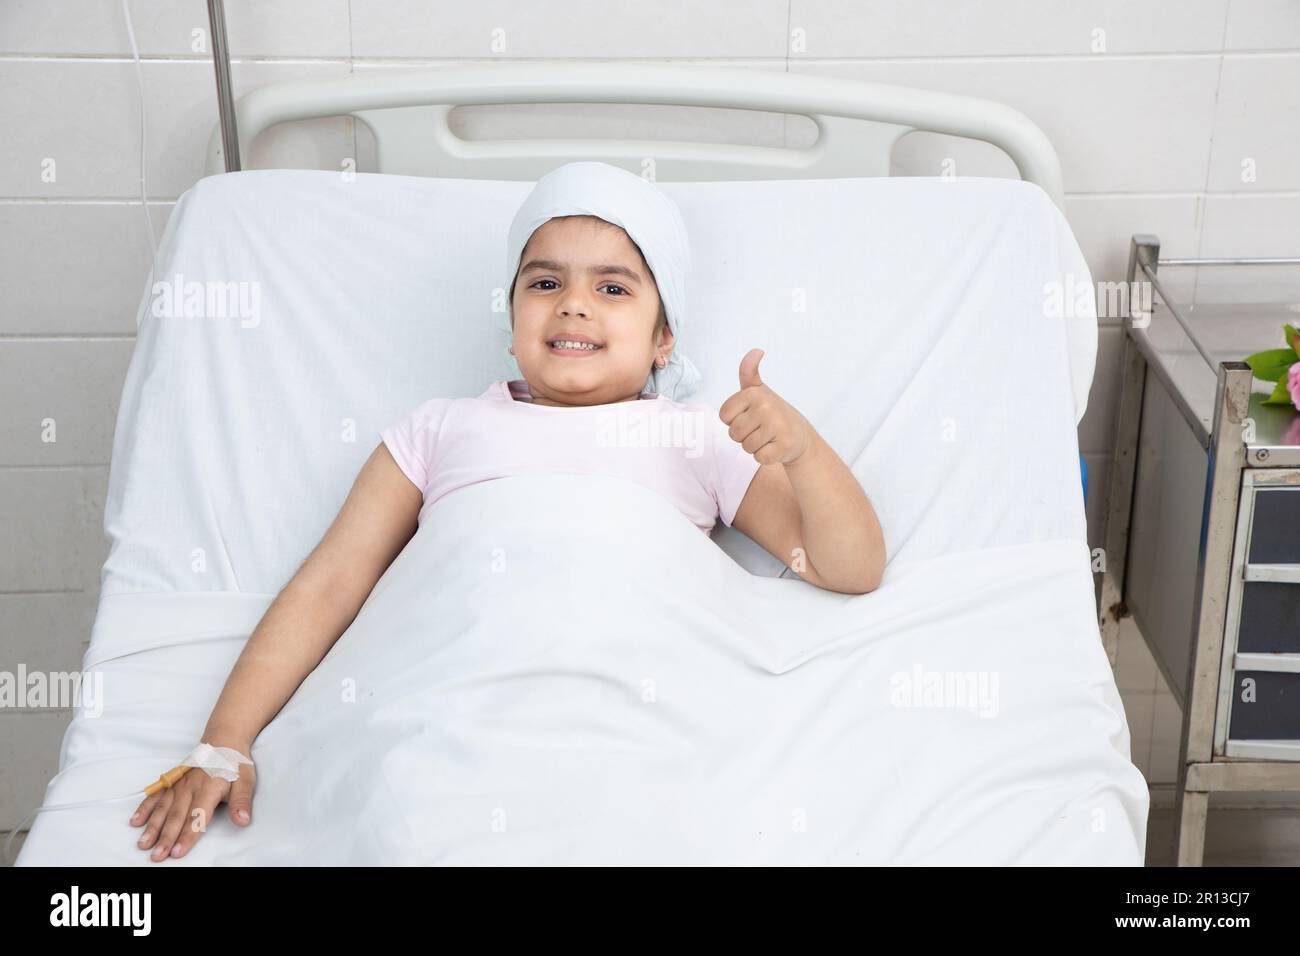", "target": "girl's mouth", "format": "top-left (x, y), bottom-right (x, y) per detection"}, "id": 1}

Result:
top-left (548, 340), bottom-right (604, 356)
